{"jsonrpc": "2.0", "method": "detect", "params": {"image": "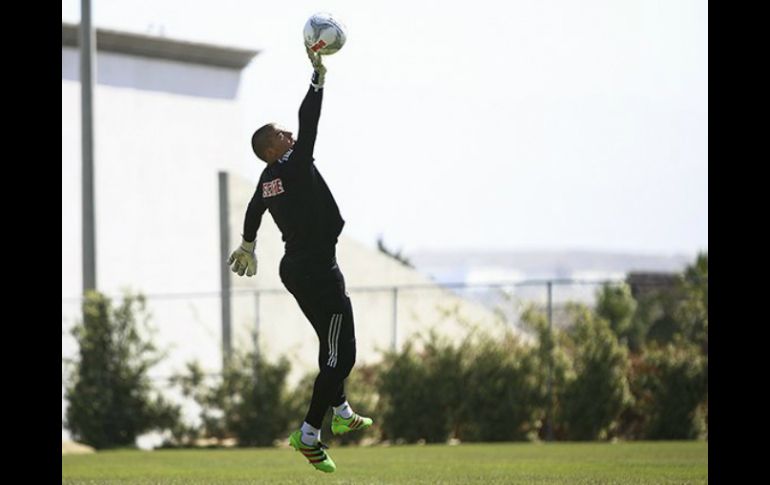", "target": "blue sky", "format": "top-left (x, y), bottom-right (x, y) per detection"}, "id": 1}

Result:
top-left (62, 0), bottom-right (707, 257)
